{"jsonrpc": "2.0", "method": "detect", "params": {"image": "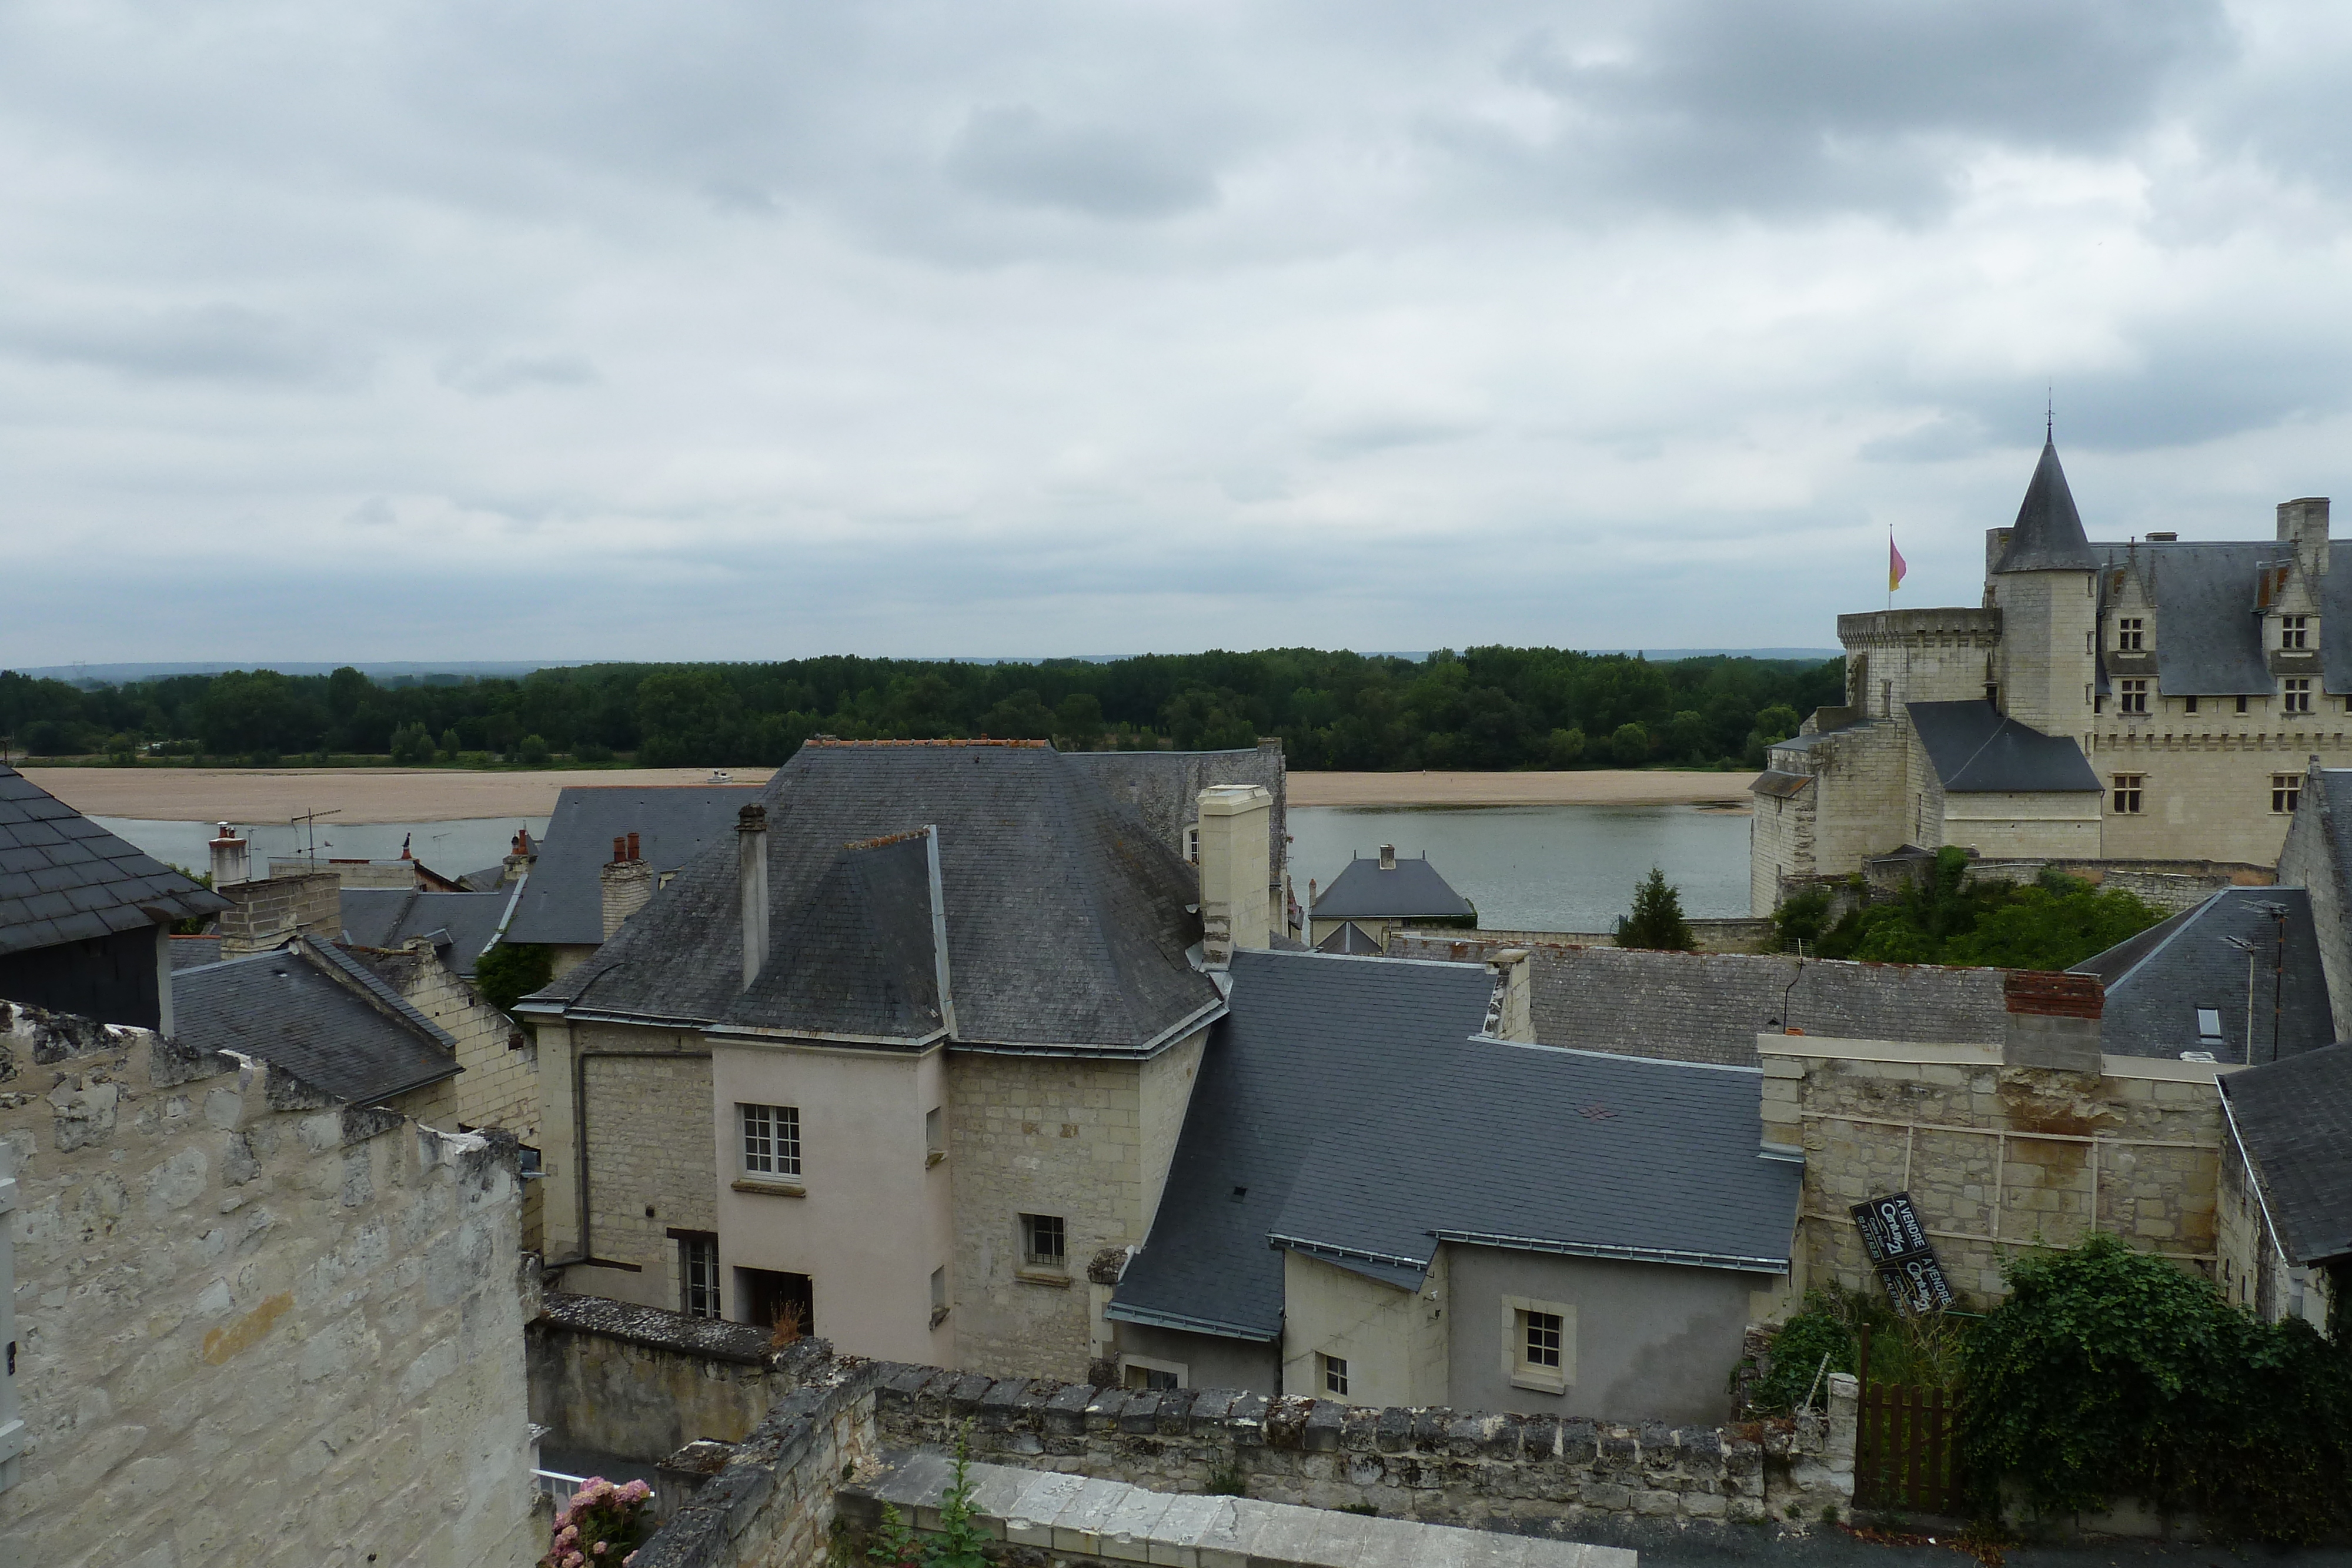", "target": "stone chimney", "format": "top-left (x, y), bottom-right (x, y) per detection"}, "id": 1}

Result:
top-left (216, 870), bottom-right (341, 957)
top-left (599, 833), bottom-right (654, 940)
top-left (1378, 843), bottom-right (1397, 871)
top-left (2001, 970), bottom-right (2103, 1071)
top-left (1984, 526), bottom-right (2014, 580)
top-left (503, 823), bottom-right (537, 885)
top-left (738, 804), bottom-right (770, 990)
top-left (1486, 948), bottom-right (1534, 1041)
top-left (1196, 784), bottom-right (1272, 968)
top-left (208, 823), bottom-right (251, 890)
top-left (2278, 497), bottom-right (2330, 577)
